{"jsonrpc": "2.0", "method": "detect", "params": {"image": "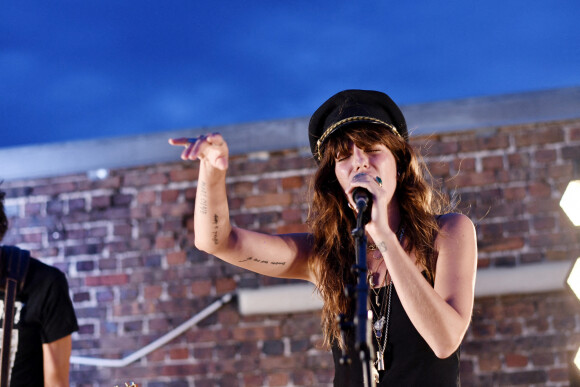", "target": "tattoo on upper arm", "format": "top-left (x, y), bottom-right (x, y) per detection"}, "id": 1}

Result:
top-left (378, 242), bottom-right (388, 253)
top-left (239, 257), bottom-right (286, 266)
top-left (199, 181), bottom-right (208, 215)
